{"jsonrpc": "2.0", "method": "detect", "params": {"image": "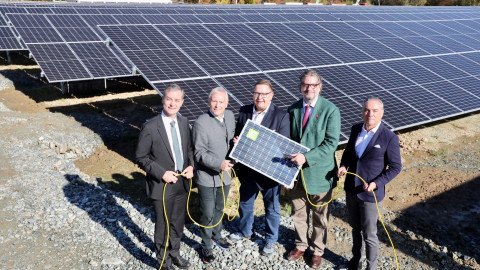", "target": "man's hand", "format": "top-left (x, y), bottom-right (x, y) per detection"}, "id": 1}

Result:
top-left (221, 160), bottom-right (234, 172)
top-left (232, 136), bottom-right (239, 144)
top-left (364, 182), bottom-right (377, 192)
top-left (337, 166), bottom-right (347, 178)
top-left (182, 166), bottom-right (194, 179)
top-left (162, 171), bottom-right (178, 183)
top-left (284, 179), bottom-right (296, 190)
top-left (290, 153), bottom-right (306, 167)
